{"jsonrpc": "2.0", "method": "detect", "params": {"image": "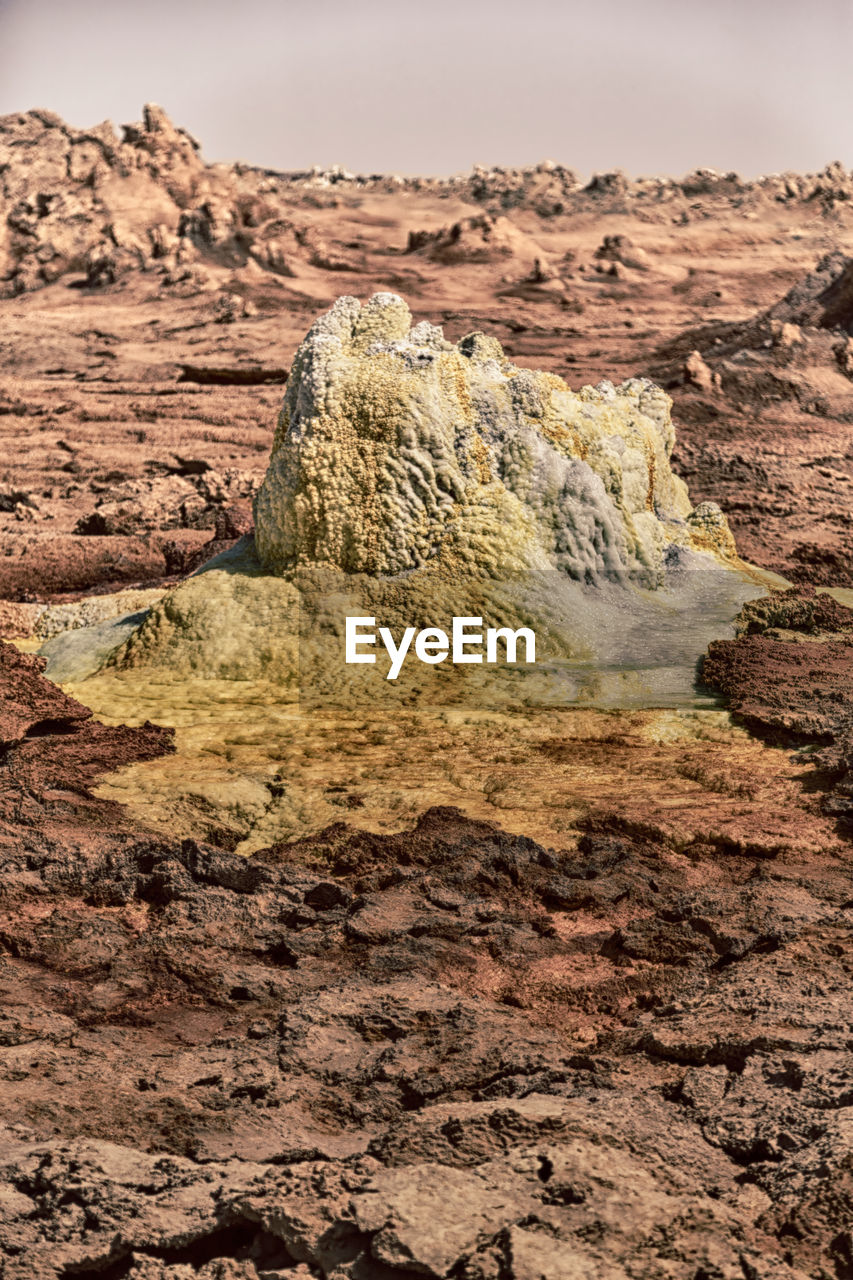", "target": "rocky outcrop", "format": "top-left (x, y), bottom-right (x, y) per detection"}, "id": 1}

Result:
top-left (0, 532), bottom-right (176, 600)
top-left (406, 212), bottom-right (550, 274)
top-left (0, 104), bottom-right (323, 298)
top-left (0, 639), bottom-right (172, 843)
top-left (0, 104), bottom-right (209, 295)
top-left (766, 250), bottom-right (853, 334)
top-left (594, 233), bottom-right (651, 272)
top-left (254, 292), bottom-right (731, 579)
top-left (656, 253), bottom-right (853, 380)
top-left (228, 153), bottom-right (853, 218)
top-left (650, 255), bottom-right (853, 584)
top-left (703, 586), bottom-right (853, 829)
